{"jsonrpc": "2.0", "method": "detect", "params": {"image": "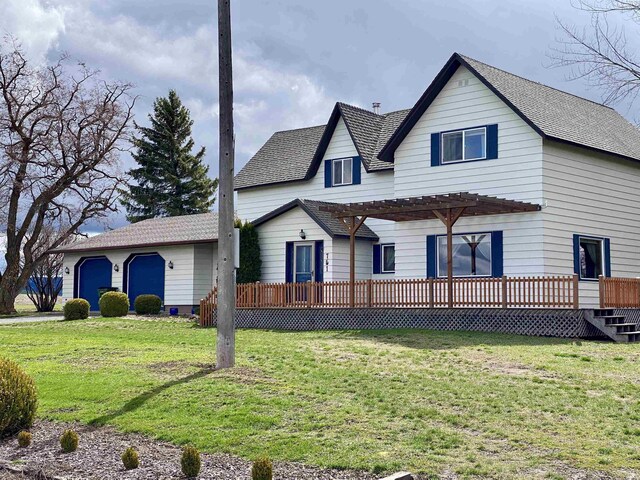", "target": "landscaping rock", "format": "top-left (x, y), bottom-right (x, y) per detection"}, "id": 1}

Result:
top-left (0, 421), bottom-right (382, 479)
